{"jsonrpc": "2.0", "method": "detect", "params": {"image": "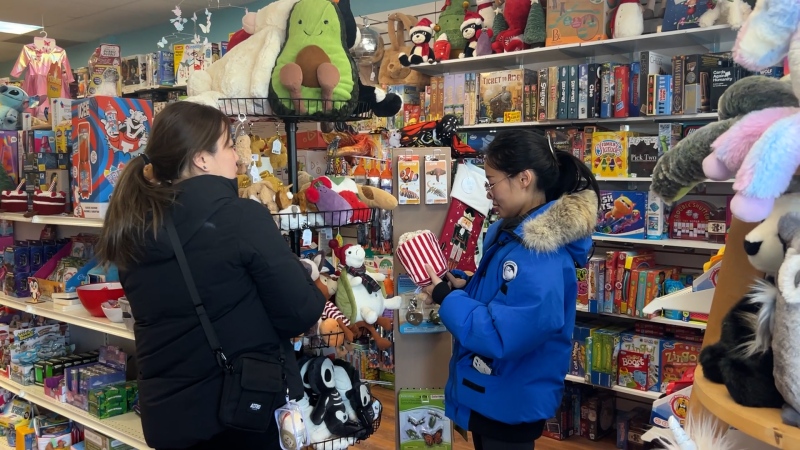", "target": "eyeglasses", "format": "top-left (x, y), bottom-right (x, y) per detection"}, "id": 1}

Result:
top-left (484, 175), bottom-right (512, 193)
